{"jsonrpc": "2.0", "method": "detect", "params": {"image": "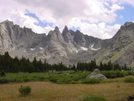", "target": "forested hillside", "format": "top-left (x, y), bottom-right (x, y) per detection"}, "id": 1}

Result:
top-left (0, 52), bottom-right (128, 73)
